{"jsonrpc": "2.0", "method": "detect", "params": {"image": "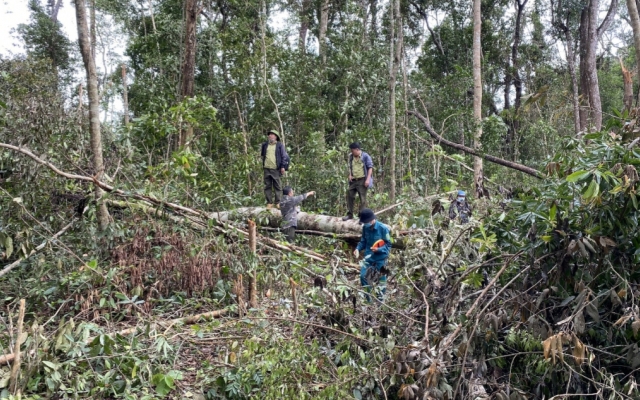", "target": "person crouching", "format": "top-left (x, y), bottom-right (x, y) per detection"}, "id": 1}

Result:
top-left (279, 186), bottom-right (315, 243)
